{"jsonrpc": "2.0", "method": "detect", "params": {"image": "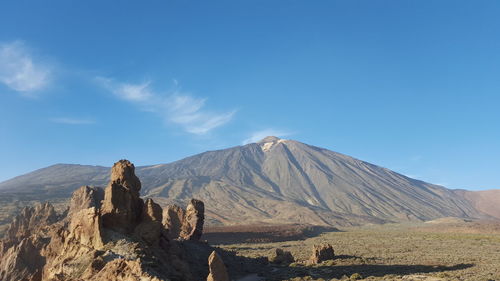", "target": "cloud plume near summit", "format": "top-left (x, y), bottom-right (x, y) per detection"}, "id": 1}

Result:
top-left (97, 77), bottom-right (235, 135)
